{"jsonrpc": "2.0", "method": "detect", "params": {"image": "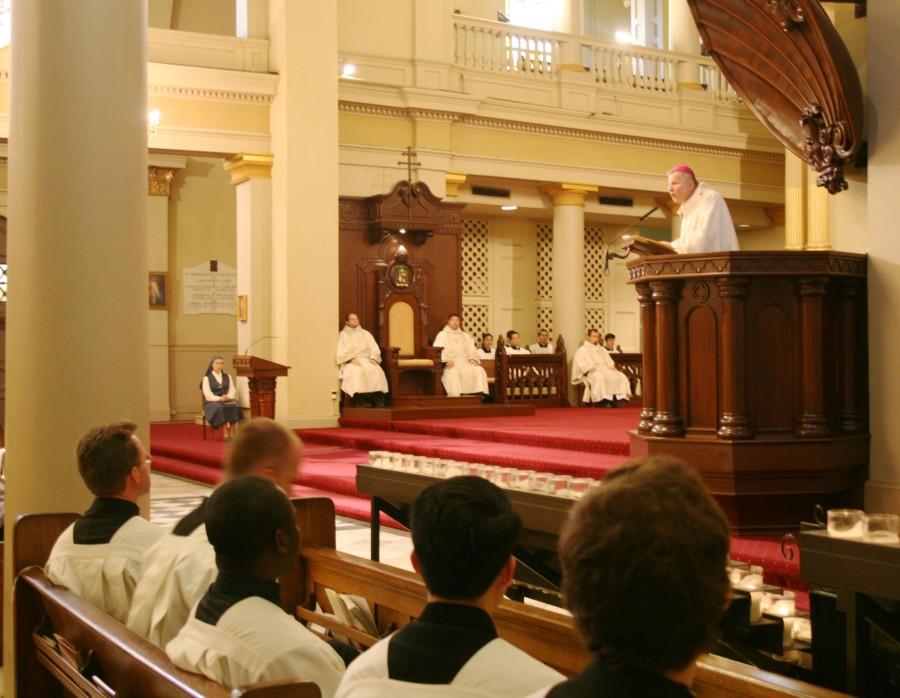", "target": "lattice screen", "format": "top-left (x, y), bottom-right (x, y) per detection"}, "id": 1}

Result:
top-left (536, 223), bottom-right (553, 300)
top-left (585, 306), bottom-right (604, 333)
top-left (584, 225), bottom-right (604, 302)
top-left (461, 218), bottom-right (489, 297)
top-left (463, 303), bottom-right (490, 340)
top-left (537, 306), bottom-right (553, 335)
